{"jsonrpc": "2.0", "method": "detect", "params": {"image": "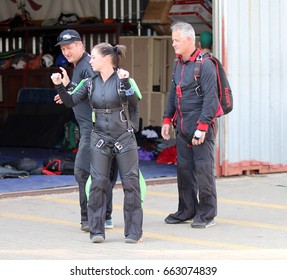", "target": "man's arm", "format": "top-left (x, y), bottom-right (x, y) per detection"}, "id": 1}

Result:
top-left (161, 81), bottom-right (177, 140)
top-left (51, 73), bottom-right (88, 108)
